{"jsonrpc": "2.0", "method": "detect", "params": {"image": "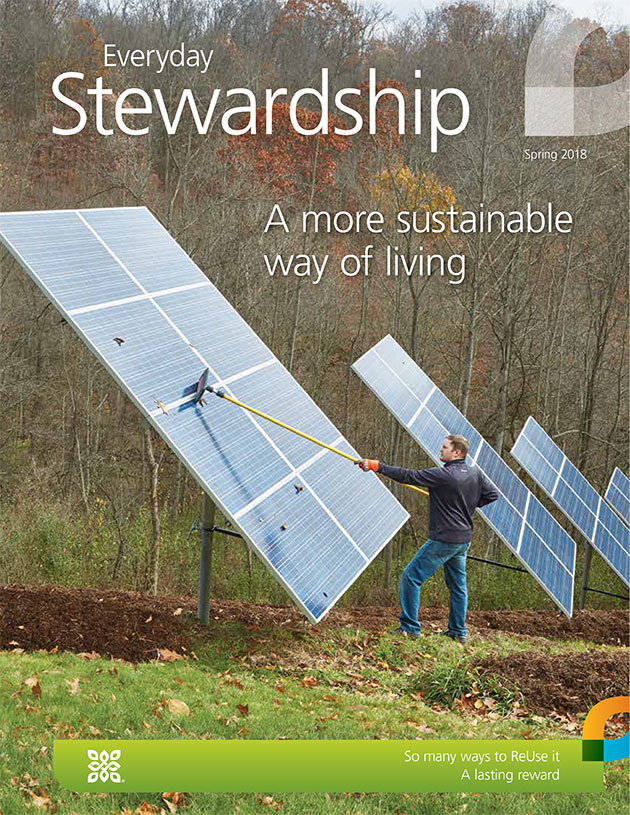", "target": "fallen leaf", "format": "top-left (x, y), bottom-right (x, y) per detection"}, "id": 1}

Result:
top-left (237, 703), bottom-right (249, 717)
top-left (301, 677), bottom-right (317, 687)
top-left (162, 792), bottom-right (184, 813)
top-left (135, 803), bottom-right (164, 814)
top-left (145, 615), bottom-right (153, 623)
top-left (77, 652), bottom-right (100, 660)
top-left (158, 649), bottom-right (185, 663)
top-left (258, 796), bottom-right (283, 810)
top-left (166, 699), bottom-right (190, 716)
top-left (24, 674), bottom-right (42, 699)
top-left (29, 788), bottom-right (52, 809)
top-left (172, 608), bottom-right (183, 616)
top-left (66, 677), bottom-right (80, 696)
